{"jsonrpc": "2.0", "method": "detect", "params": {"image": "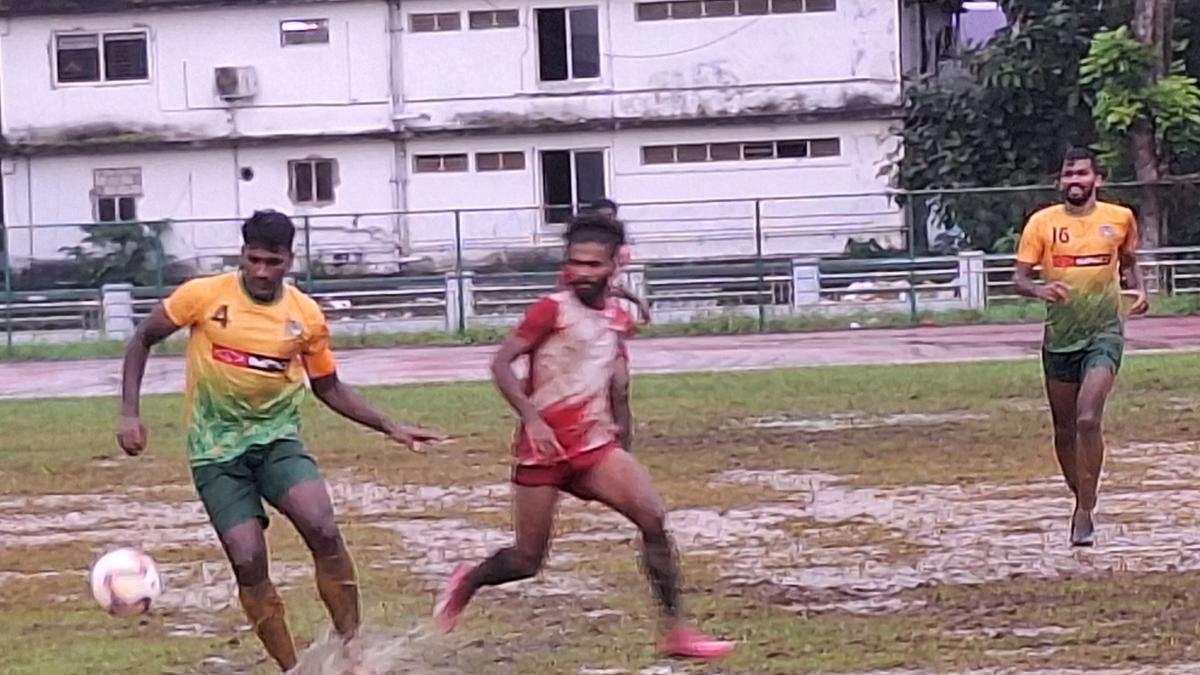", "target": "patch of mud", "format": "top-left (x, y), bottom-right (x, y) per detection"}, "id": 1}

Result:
top-left (853, 664), bottom-right (1200, 675)
top-left (369, 515), bottom-right (608, 598)
top-left (690, 441), bottom-right (1200, 614)
top-left (325, 480), bottom-right (511, 516)
top-left (733, 411), bottom-right (988, 432)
